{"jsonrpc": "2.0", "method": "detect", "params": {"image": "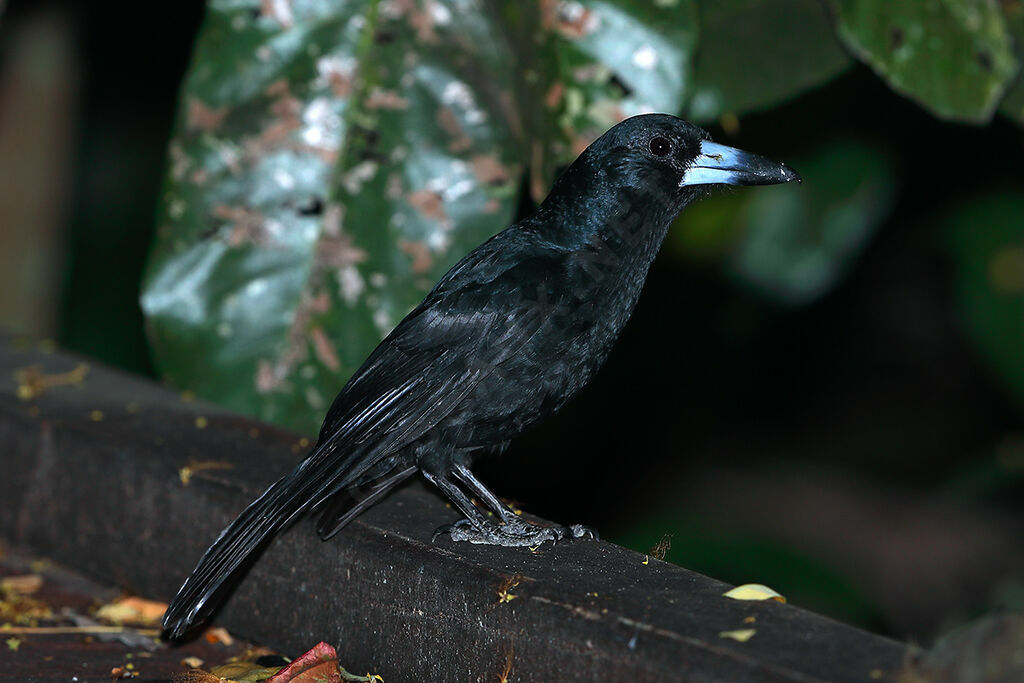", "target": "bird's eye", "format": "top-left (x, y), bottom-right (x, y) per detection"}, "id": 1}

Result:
top-left (649, 136), bottom-right (671, 157)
